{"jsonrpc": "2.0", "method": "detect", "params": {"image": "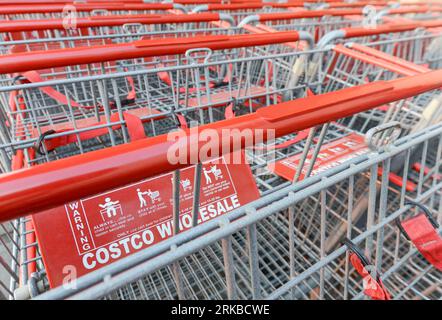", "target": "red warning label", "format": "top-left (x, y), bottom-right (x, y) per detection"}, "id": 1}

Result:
top-left (268, 133), bottom-right (369, 182)
top-left (32, 156), bottom-right (260, 288)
